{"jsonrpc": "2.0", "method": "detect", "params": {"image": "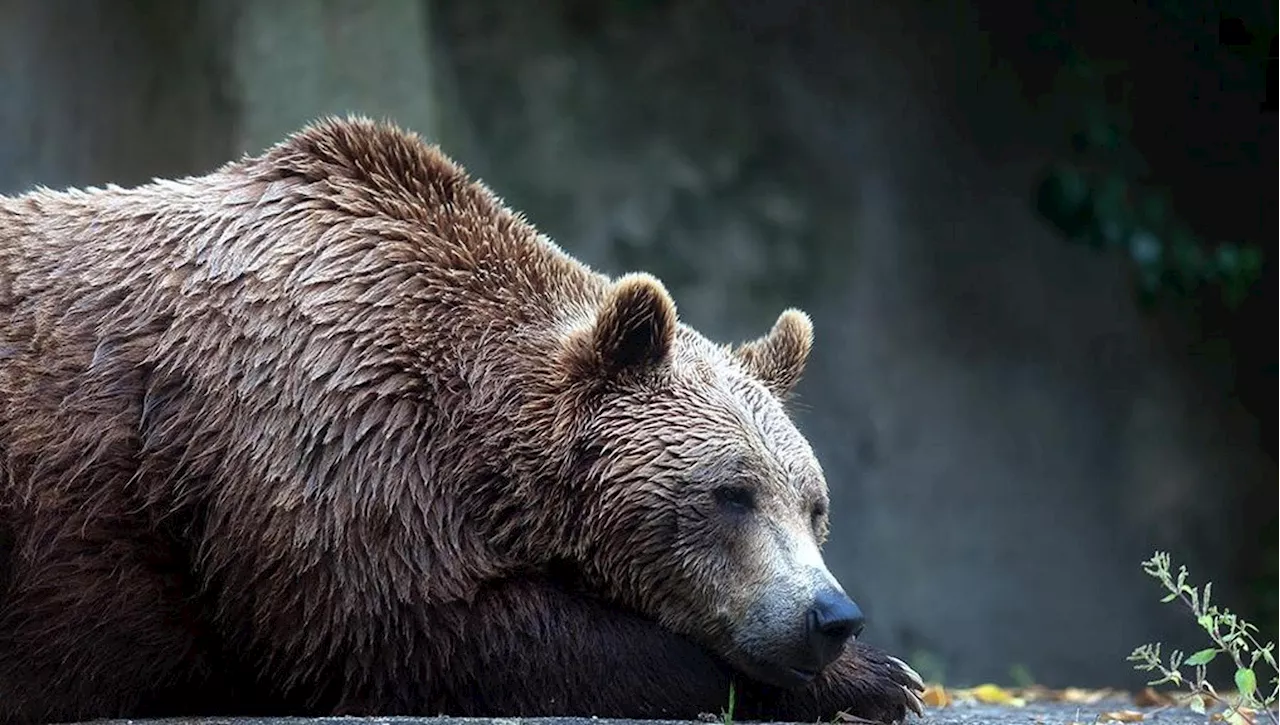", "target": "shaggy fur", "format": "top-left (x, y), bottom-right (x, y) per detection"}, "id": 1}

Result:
top-left (0, 117), bottom-right (923, 724)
